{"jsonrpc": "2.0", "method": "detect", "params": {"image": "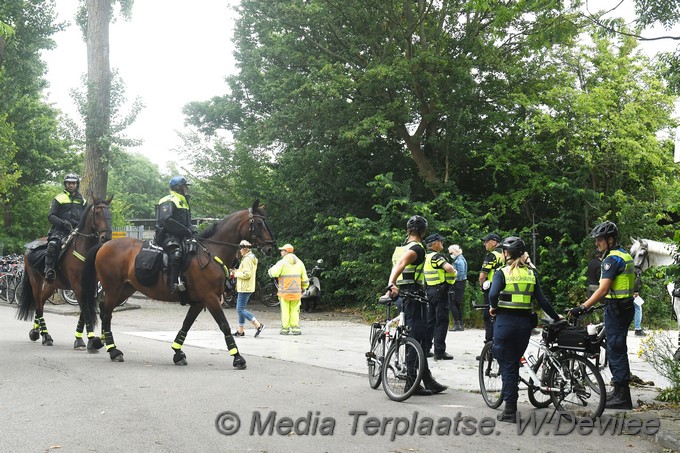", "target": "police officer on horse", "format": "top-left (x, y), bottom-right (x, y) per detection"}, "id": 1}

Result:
top-left (155, 176), bottom-right (197, 293)
top-left (45, 173), bottom-right (85, 281)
